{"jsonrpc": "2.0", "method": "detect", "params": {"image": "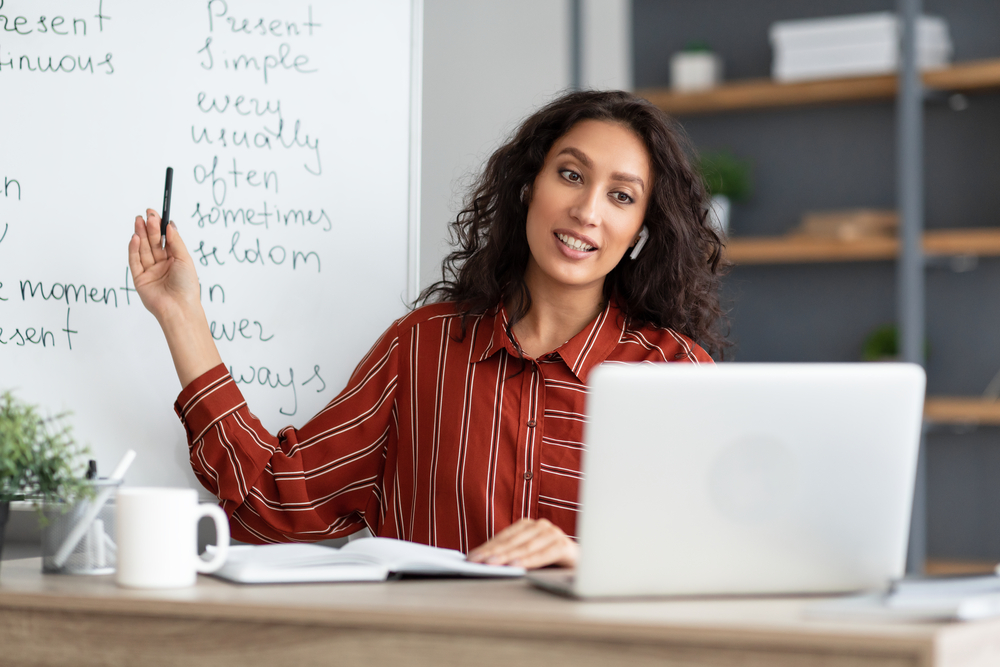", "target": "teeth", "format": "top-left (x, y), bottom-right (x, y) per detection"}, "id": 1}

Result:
top-left (556, 233), bottom-right (595, 252)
